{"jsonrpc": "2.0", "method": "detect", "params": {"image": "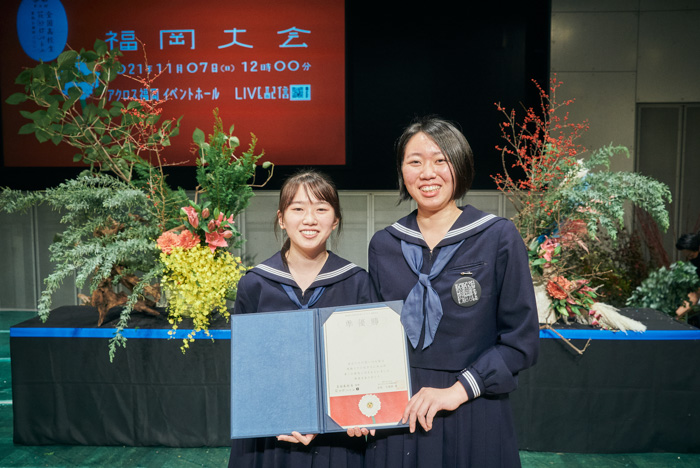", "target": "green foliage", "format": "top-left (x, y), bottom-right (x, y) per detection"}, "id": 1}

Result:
top-left (558, 145), bottom-right (672, 240)
top-left (191, 109), bottom-right (273, 247)
top-left (1, 172), bottom-right (160, 318)
top-left (519, 144), bottom-right (672, 243)
top-left (626, 261), bottom-right (700, 315)
top-left (6, 39), bottom-right (181, 186)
